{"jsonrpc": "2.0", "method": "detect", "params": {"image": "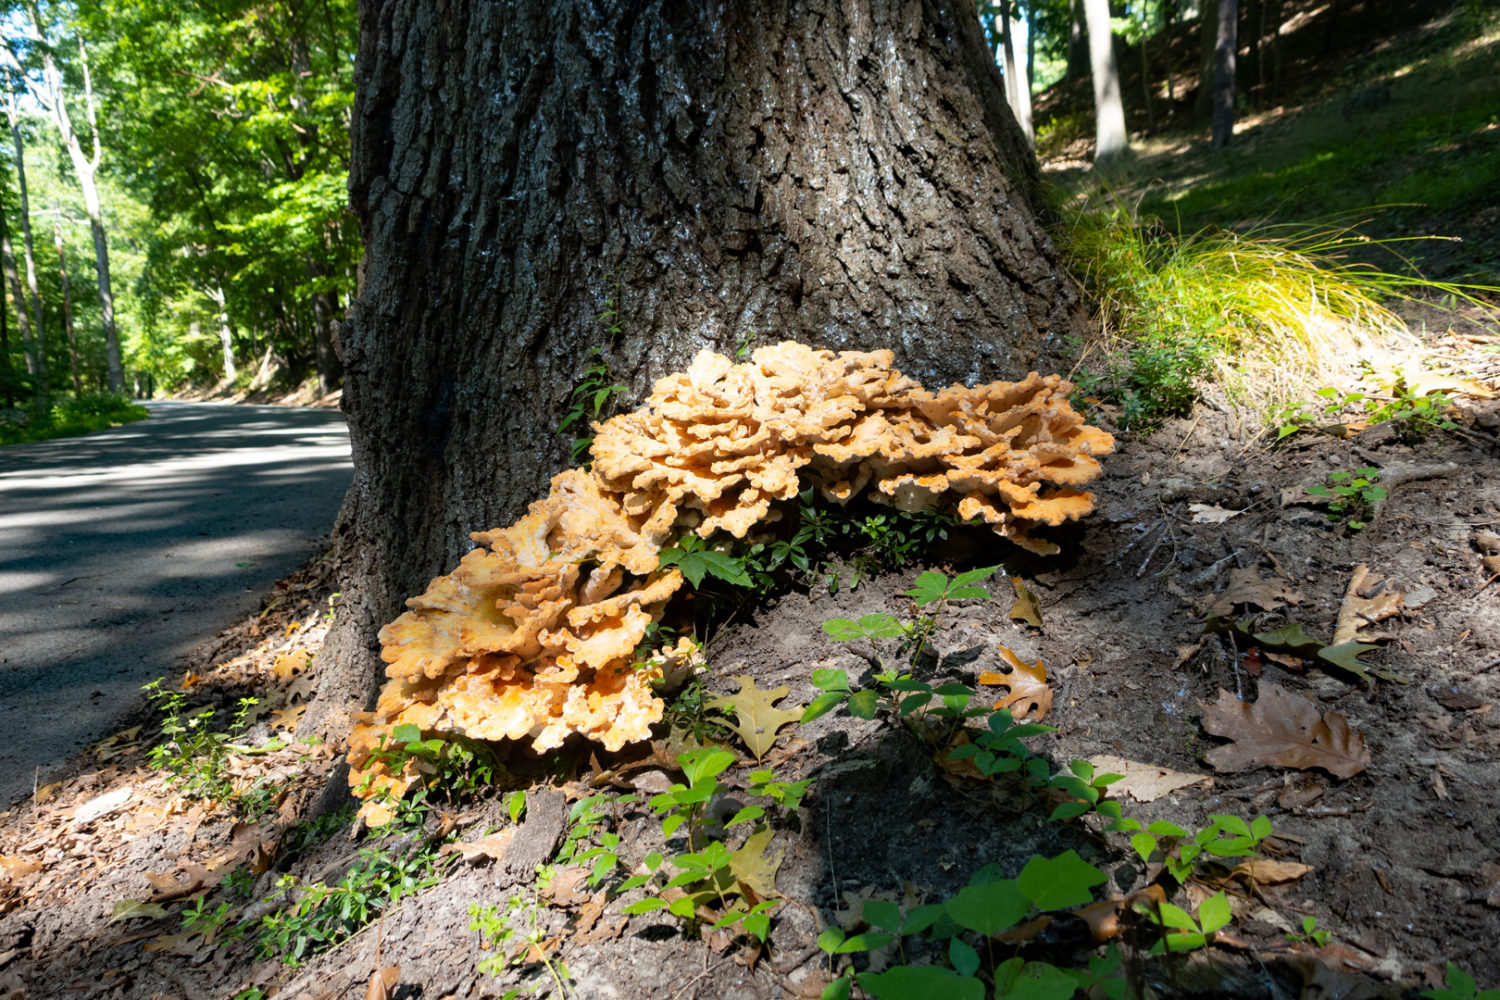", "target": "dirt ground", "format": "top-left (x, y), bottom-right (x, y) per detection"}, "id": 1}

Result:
top-left (2, 302), bottom-right (1499, 1000)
